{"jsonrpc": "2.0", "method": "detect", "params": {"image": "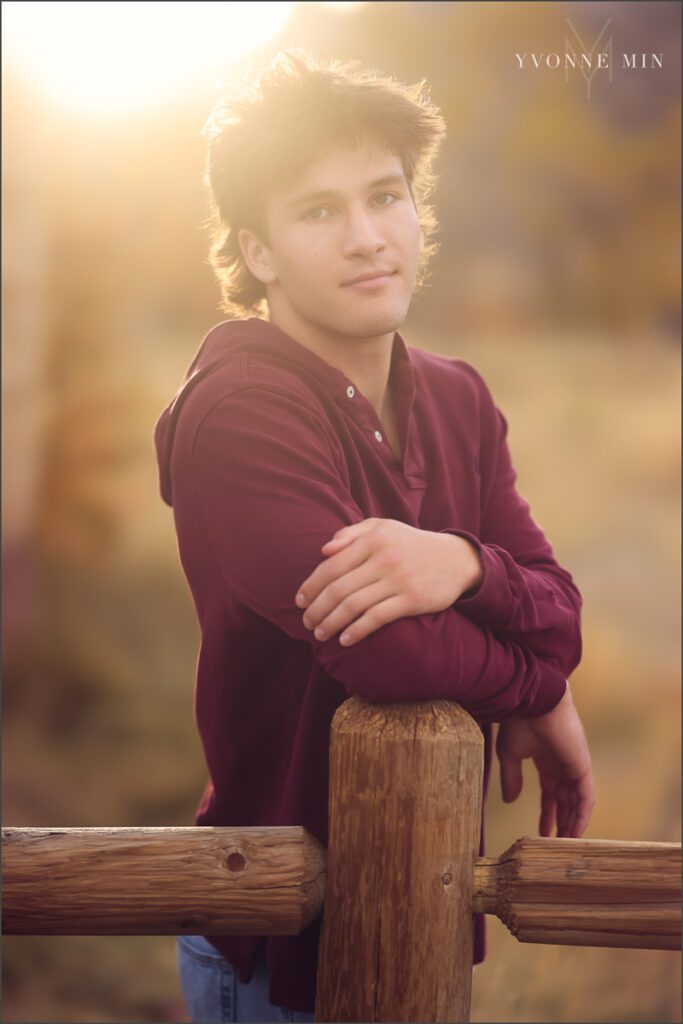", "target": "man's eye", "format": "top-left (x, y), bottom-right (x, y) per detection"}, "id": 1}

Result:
top-left (373, 192), bottom-right (399, 207)
top-left (303, 206), bottom-right (331, 221)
